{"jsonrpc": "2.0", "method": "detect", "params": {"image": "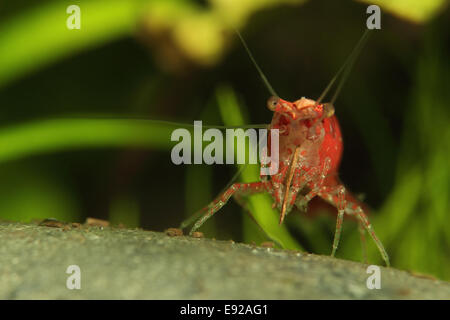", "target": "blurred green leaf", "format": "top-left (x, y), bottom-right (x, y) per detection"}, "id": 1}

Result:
top-left (340, 23), bottom-right (450, 280)
top-left (0, 118), bottom-right (189, 164)
top-left (0, 0), bottom-right (145, 87)
top-left (216, 85), bottom-right (302, 250)
top-left (358, 0), bottom-right (447, 23)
